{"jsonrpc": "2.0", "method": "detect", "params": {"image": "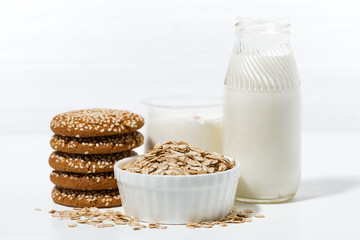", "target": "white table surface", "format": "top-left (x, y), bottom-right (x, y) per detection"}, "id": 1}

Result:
top-left (1, 132), bottom-right (359, 240)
